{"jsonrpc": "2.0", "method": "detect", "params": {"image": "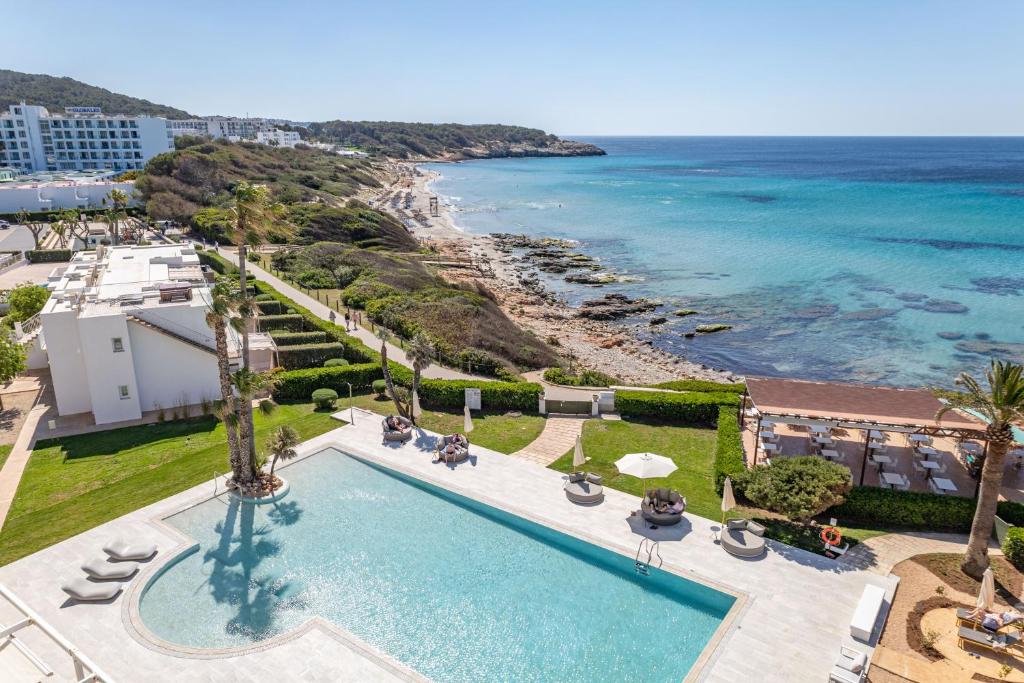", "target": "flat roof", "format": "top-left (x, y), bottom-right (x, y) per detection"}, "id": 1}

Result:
top-left (745, 376), bottom-right (986, 433)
